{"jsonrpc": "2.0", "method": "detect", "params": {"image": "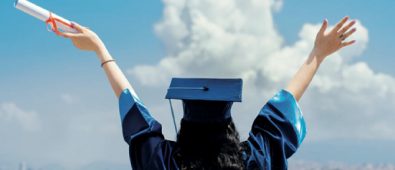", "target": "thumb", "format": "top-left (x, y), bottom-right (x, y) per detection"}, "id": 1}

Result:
top-left (58, 31), bottom-right (80, 38)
